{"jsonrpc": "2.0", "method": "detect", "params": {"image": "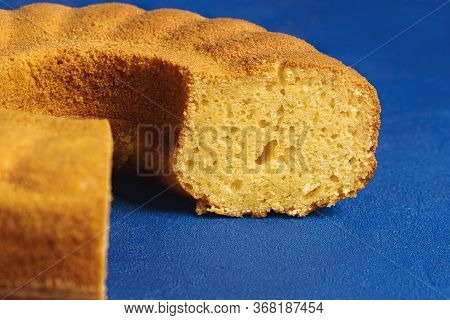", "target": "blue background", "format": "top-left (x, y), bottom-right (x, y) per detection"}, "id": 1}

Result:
top-left (2, 0), bottom-right (449, 299)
